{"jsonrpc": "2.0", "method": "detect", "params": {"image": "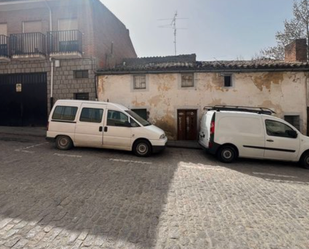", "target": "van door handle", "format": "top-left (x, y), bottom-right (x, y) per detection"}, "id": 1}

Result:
top-left (104, 127), bottom-right (108, 132)
top-left (266, 139), bottom-right (274, 142)
top-left (99, 126), bottom-right (103, 132)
